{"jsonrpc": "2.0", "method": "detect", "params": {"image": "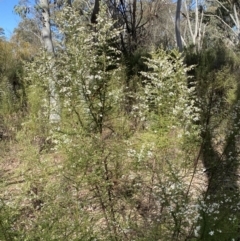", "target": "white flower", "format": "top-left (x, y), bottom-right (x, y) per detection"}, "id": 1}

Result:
top-left (209, 231), bottom-right (214, 236)
top-left (194, 226), bottom-right (201, 237)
